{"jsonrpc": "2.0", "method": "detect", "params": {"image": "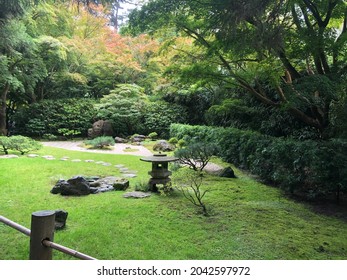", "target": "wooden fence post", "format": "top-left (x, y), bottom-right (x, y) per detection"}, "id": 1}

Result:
top-left (29, 210), bottom-right (56, 260)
